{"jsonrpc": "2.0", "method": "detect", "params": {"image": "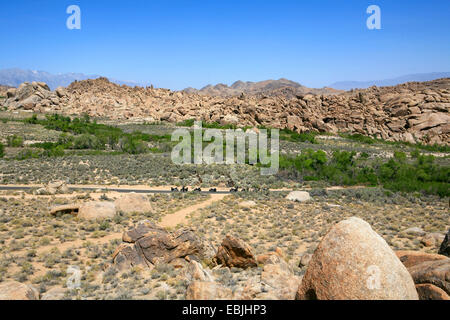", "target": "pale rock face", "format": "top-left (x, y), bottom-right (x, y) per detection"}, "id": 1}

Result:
top-left (239, 200), bottom-right (257, 208)
top-left (286, 191), bottom-right (311, 203)
top-left (404, 227), bottom-right (426, 236)
top-left (296, 217), bottom-right (419, 300)
top-left (0, 281), bottom-right (39, 300)
top-left (78, 201), bottom-right (117, 220)
top-left (185, 281), bottom-right (233, 300)
top-left (114, 193), bottom-right (153, 214)
top-left (41, 287), bottom-right (68, 300)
